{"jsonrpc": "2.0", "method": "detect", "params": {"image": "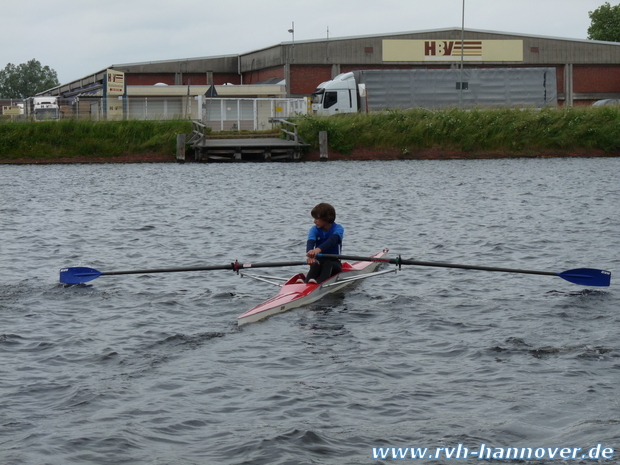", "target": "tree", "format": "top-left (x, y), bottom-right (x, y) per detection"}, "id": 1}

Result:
top-left (0, 59), bottom-right (60, 99)
top-left (588, 2), bottom-right (620, 42)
